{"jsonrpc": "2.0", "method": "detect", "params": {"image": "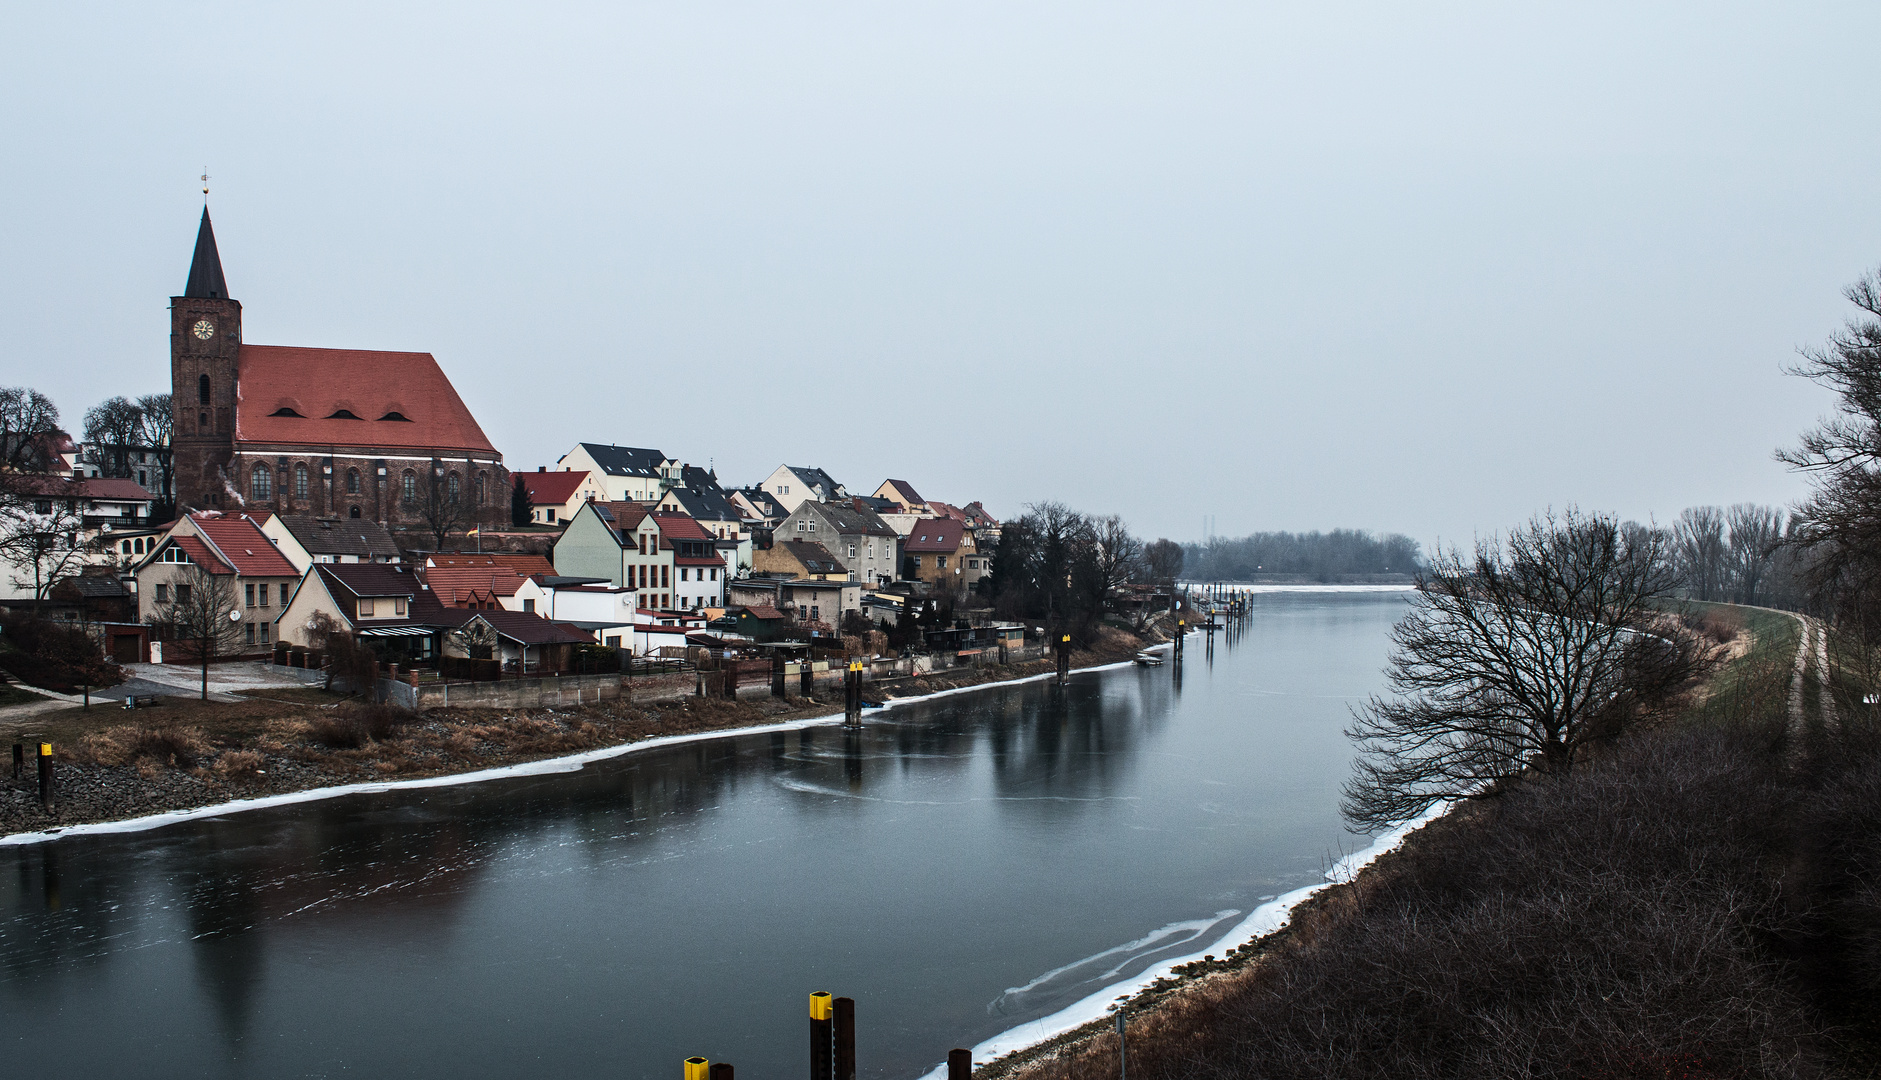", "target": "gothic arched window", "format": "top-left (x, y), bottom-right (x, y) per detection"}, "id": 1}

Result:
top-left (251, 464), bottom-right (271, 500)
top-left (349, 505), bottom-right (361, 519)
top-left (198, 374), bottom-right (211, 405)
top-left (475, 472), bottom-right (486, 504)
top-left (402, 470), bottom-right (416, 502)
top-left (294, 463), bottom-right (309, 500)
top-left (447, 472), bottom-right (460, 501)
top-left (346, 468), bottom-right (360, 494)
